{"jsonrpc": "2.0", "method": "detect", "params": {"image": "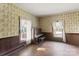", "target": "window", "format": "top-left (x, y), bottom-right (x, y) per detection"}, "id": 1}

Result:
top-left (52, 21), bottom-right (63, 38)
top-left (20, 18), bottom-right (32, 44)
top-left (20, 19), bottom-right (27, 41)
top-left (26, 20), bottom-right (32, 44)
top-left (52, 20), bottom-right (66, 42)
